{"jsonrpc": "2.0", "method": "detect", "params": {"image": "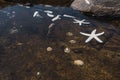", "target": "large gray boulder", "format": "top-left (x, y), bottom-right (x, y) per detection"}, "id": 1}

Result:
top-left (71, 0), bottom-right (120, 16)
